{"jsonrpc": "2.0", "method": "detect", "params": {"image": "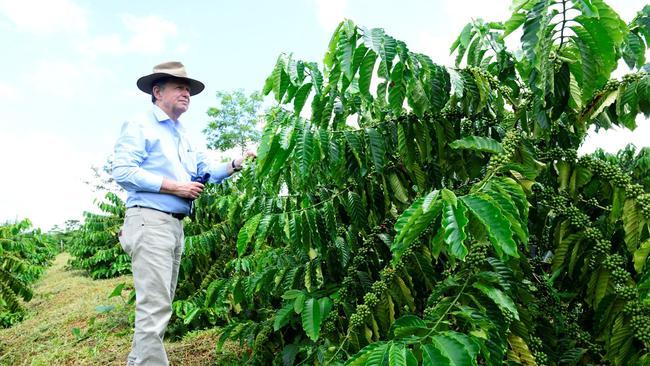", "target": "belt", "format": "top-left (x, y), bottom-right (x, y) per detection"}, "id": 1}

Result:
top-left (132, 205), bottom-right (187, 220)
